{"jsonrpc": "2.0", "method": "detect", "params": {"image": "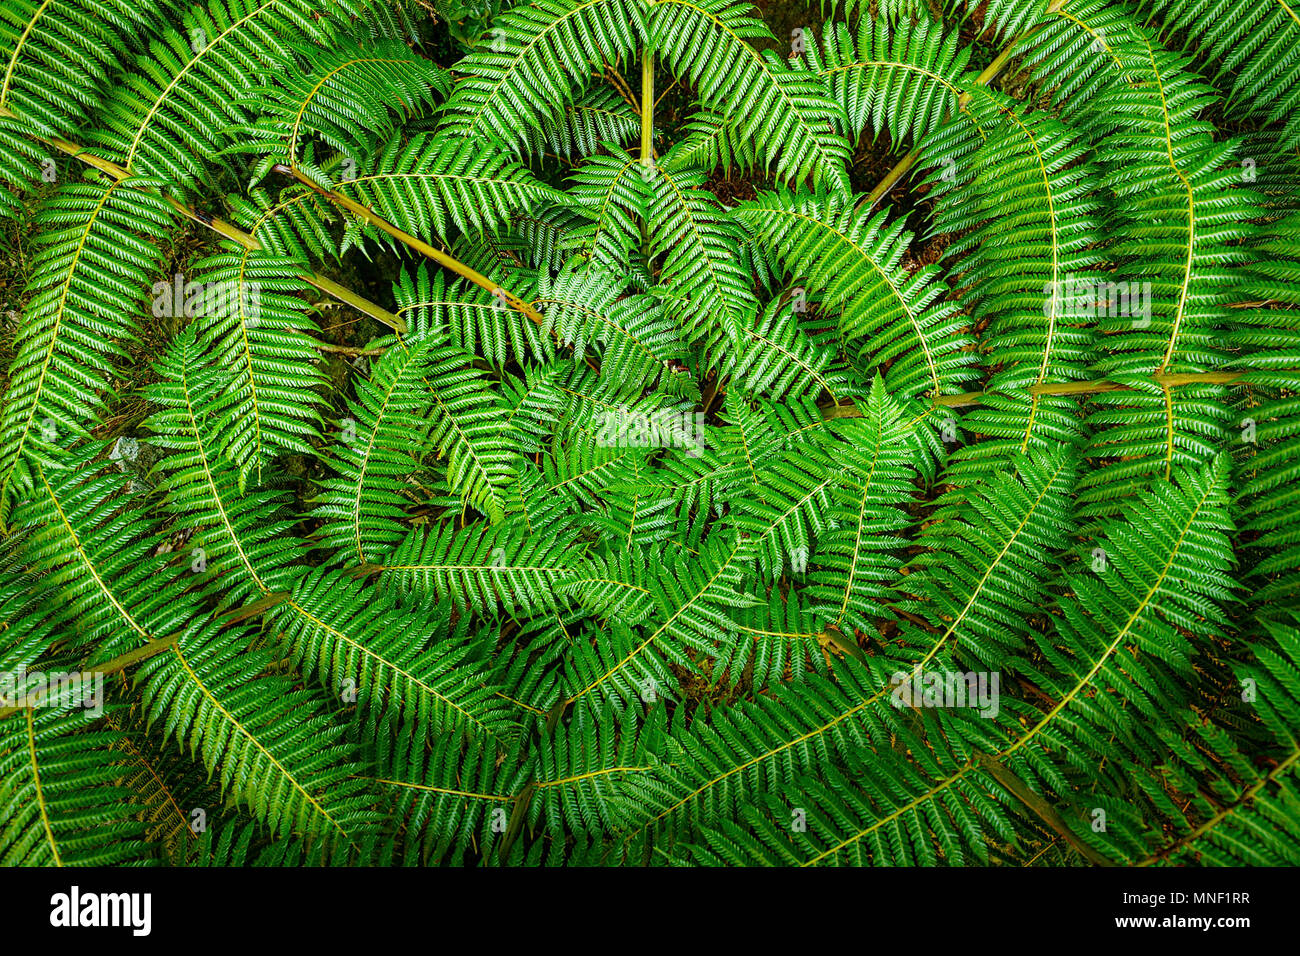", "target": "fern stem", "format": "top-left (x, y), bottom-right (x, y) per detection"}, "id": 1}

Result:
top-left (313, 342), bottom-right (388, 356)
top-left (1137, 744), bottom-right (1300, 867)
top-left (977, 754), bottom-right (1115, 866)
top-left (272, 164), bottom-right (544, 326)
top-left (306, 273), bottom-right (405, 333)
top-left (603, 66), bottom-right (639, 113)
top-left (861, 0), bottom-right (1068, 209)
top-left (821, 371), bottom-right (1255, 418)
top-left (0, 106), bottom-right (407, 332)
top-left (638, 45), bottom-right (655, 265)
top-left (0, 633), bottom-right (180, 720)
top-left (640, 46), bottom-right (654, 167)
